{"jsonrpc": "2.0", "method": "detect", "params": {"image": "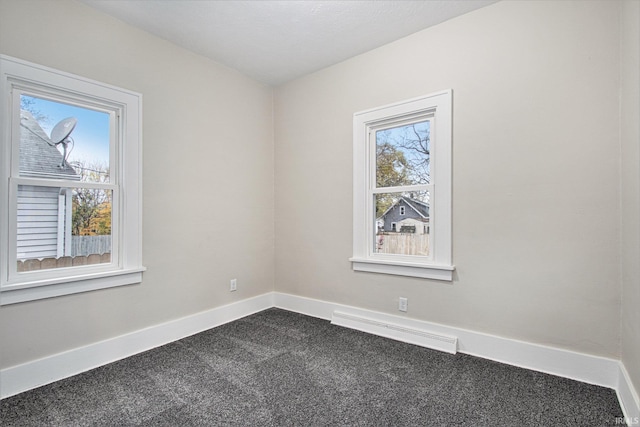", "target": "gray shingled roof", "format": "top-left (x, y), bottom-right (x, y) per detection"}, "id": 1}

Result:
top-left (19, 110), bottom-right (79, 180)
top-left (402, 196), bottom-right (429, 218)
top-left (377, 196), bottom-right (430, 222)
